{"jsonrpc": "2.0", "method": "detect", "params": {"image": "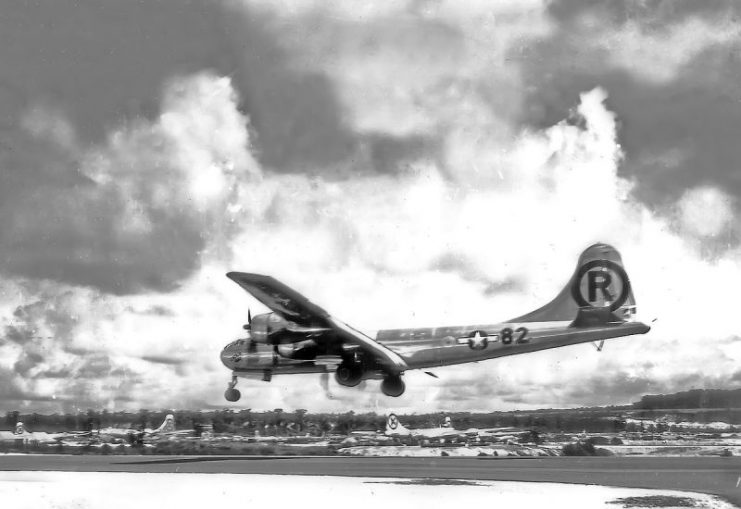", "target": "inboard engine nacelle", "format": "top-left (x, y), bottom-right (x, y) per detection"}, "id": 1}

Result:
top-left (246, 312), bottom-right (331, 344)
